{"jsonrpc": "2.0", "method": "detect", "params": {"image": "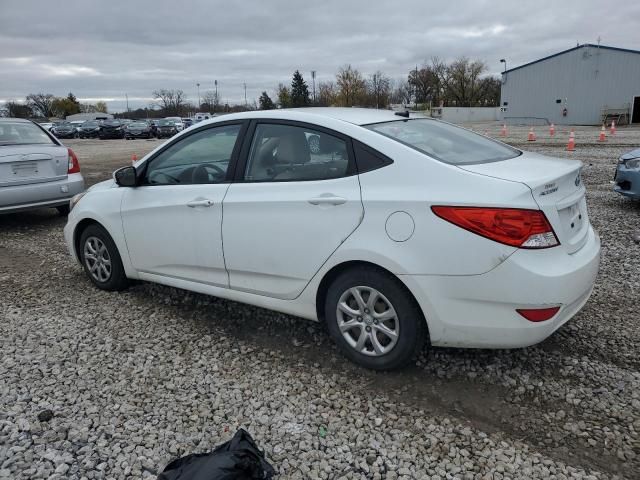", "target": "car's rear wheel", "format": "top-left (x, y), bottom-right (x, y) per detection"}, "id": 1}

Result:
top-left (79, 224), bottom-right (129, 291)
top-left (325, 266), bottom-right (426, 370)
